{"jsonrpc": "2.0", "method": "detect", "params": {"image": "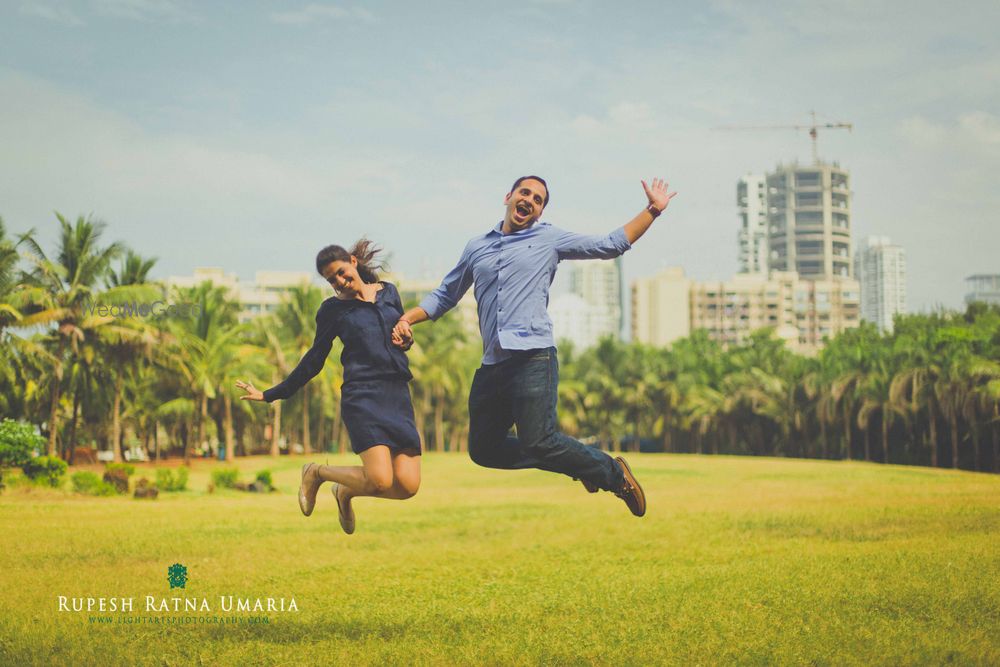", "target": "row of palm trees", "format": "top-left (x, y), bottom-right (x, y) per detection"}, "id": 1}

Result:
top-left (2, 214), bottom-right (999, 472)
top-left (556, 311), bottom-right (1000, 473)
